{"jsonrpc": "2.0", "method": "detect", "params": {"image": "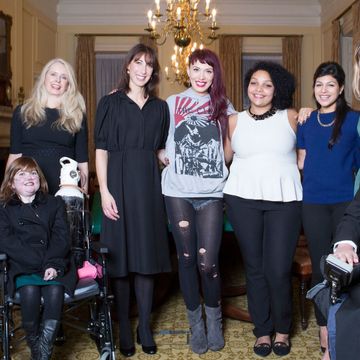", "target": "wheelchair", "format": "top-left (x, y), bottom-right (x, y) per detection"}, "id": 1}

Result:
top-left (0, 204), bottom-right (116, 360)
